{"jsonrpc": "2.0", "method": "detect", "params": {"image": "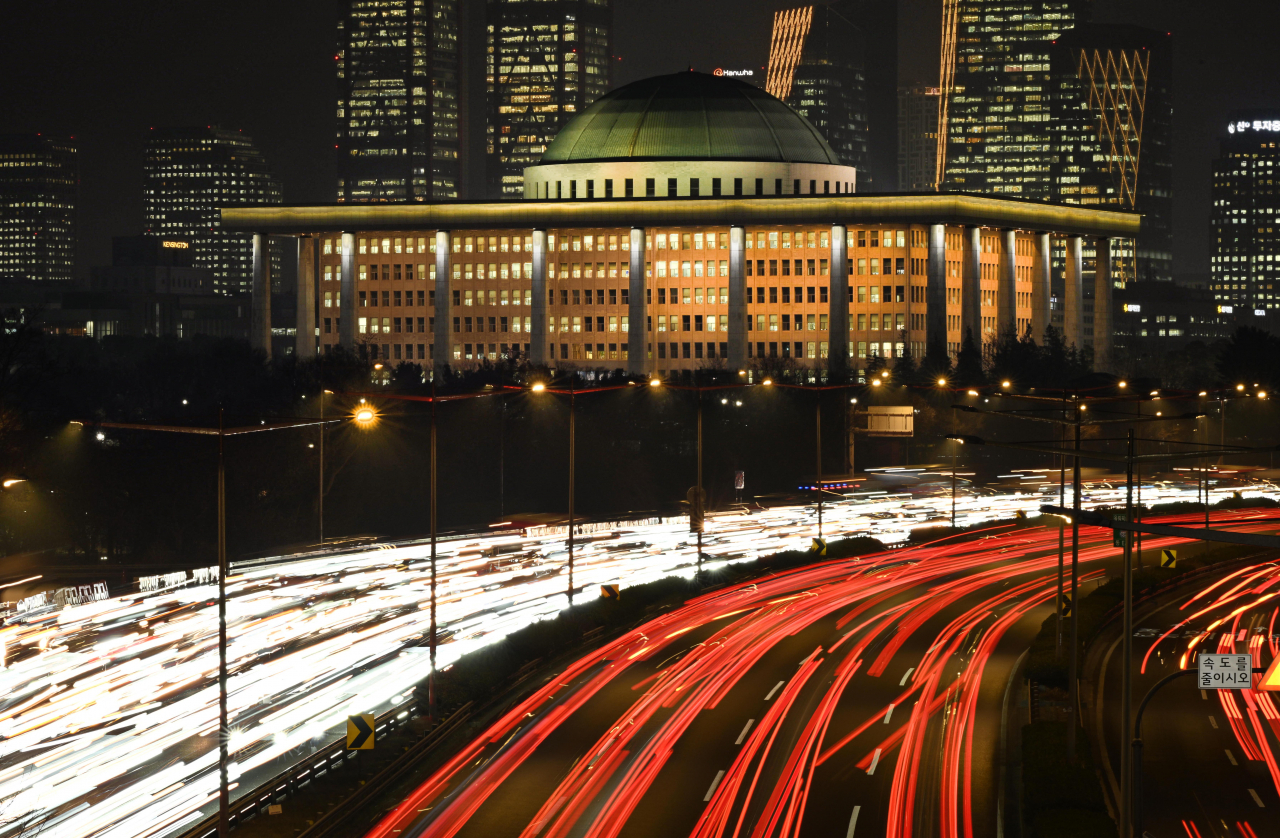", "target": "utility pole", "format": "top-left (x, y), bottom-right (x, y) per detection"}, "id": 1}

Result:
top-left (1120, 428), bottom-right (1135, 836)
top-left (428, 378), bottom-right (438, 721)
top-left (567, 378), bottom-right (576, 604)
top-left (1068, 411), bottom-right (1082, 761)
top-left (216, 409), bottom-right (228, 838)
